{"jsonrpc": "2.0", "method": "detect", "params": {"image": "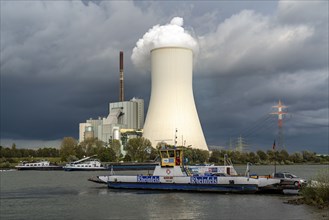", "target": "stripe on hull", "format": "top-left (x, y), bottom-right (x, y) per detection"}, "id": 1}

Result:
top-left (108, 182), bottom-right (258, 193)
top-left (64, 168), bottom-right (106, 171)
top-left (16, 167), bottom-right (62, 171)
